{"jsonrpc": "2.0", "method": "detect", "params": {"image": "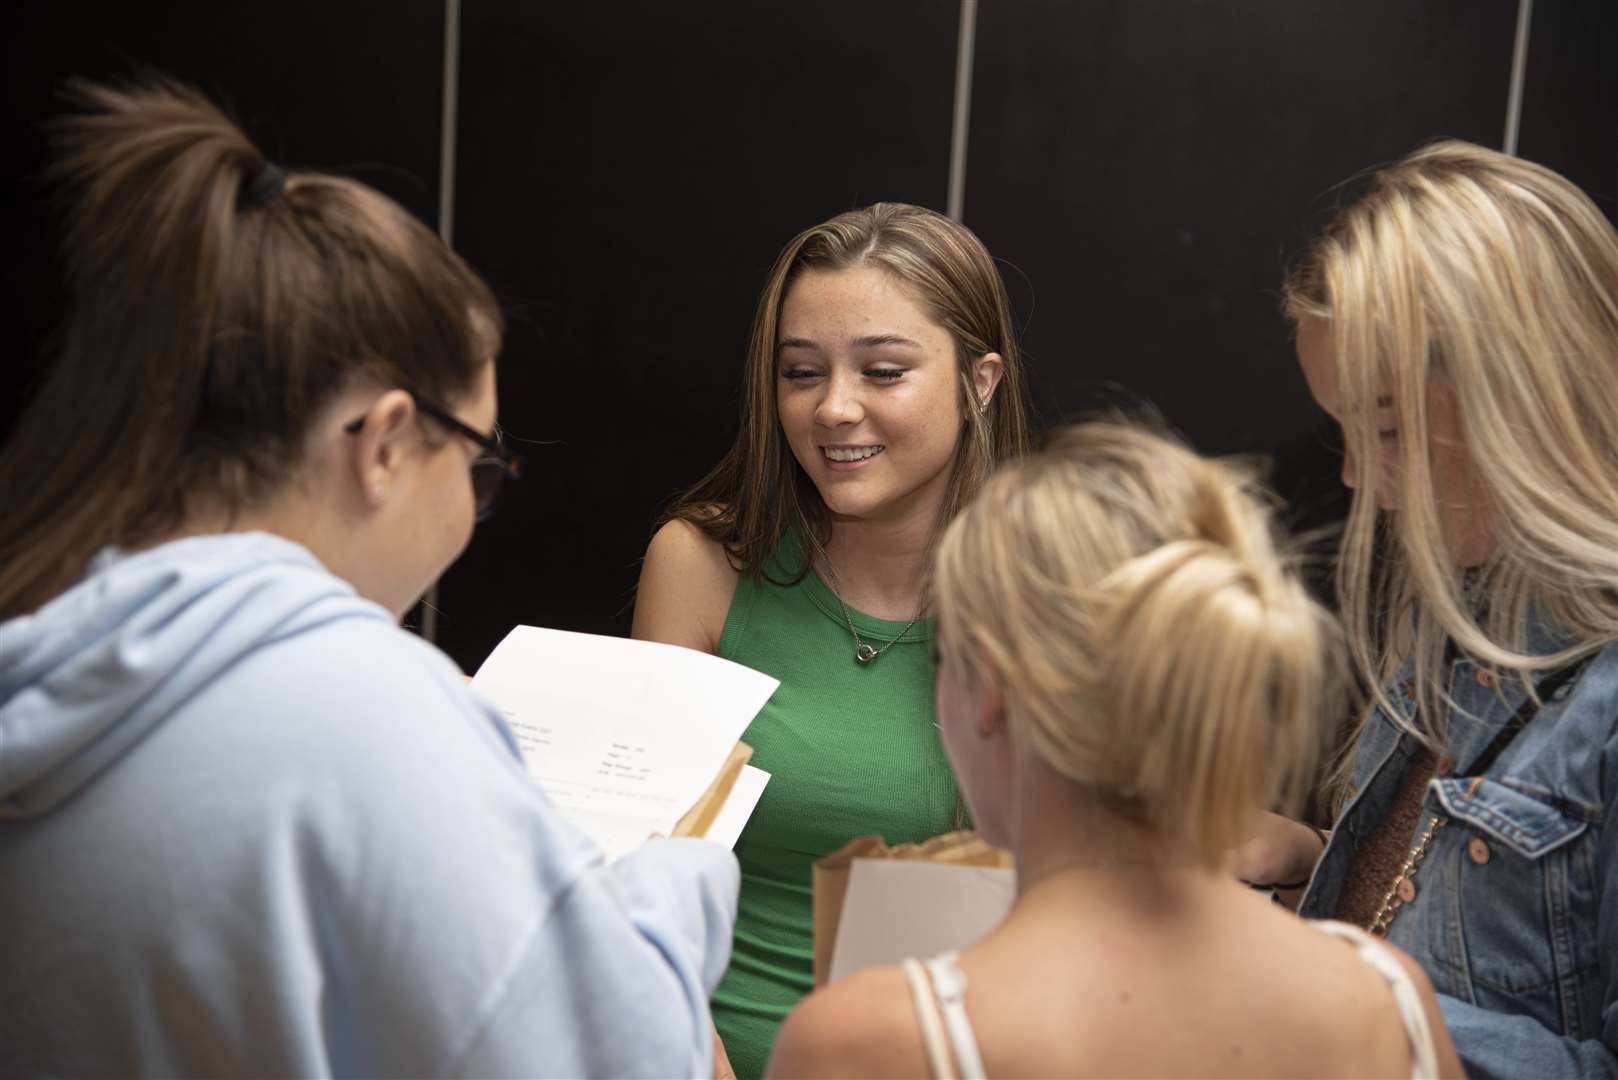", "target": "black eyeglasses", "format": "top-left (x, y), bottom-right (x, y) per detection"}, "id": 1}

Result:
top-left (344, 392), bottom-right (526, 520)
